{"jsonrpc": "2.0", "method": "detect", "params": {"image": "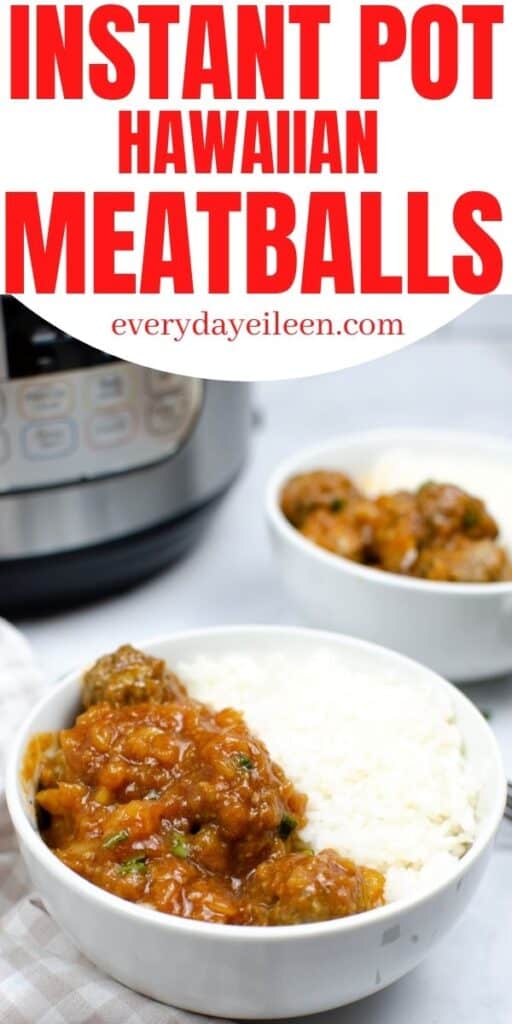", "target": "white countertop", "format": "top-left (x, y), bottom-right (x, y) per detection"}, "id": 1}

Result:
top-left (17, 322), bottom-right (512, 1023)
